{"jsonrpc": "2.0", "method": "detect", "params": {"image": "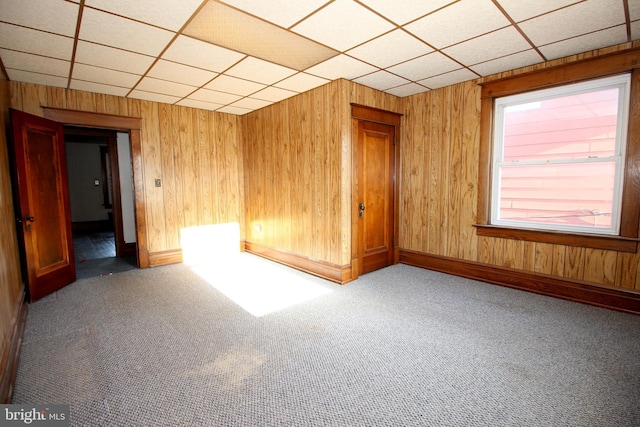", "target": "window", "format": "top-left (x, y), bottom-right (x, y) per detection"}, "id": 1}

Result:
top-left (476, 50), bottom-right (640, 253)
top-left (490, 74), bottom-right (630, 236)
